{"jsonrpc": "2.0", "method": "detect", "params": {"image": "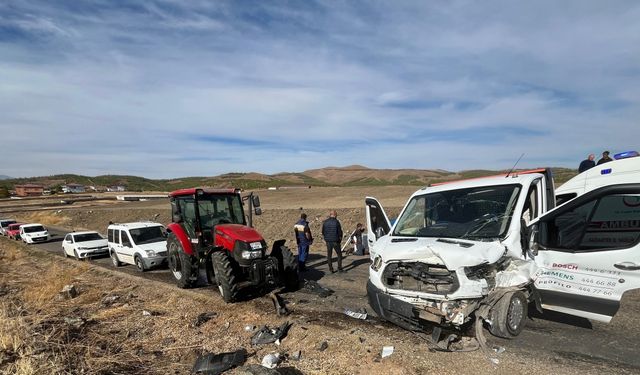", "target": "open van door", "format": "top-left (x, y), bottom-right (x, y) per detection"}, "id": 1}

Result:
top-left (365, 197), bottom-right (391, 260)
top-left (529, 184), bottom-right (640, 322)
